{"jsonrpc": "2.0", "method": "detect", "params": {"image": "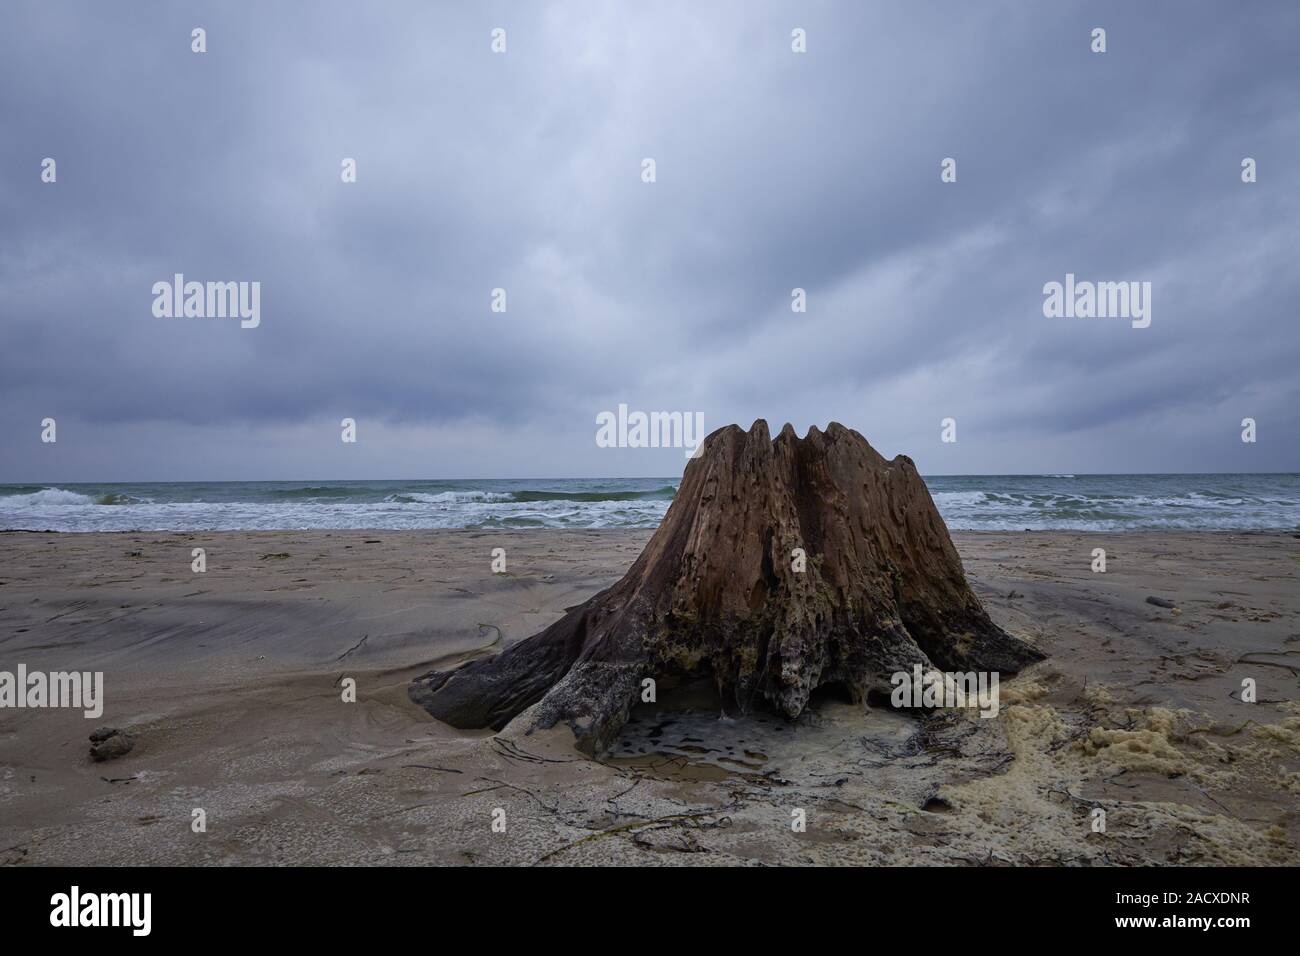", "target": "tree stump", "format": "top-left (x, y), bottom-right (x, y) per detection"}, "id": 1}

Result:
top-left (410, 421), bottom-right (1042, 753)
